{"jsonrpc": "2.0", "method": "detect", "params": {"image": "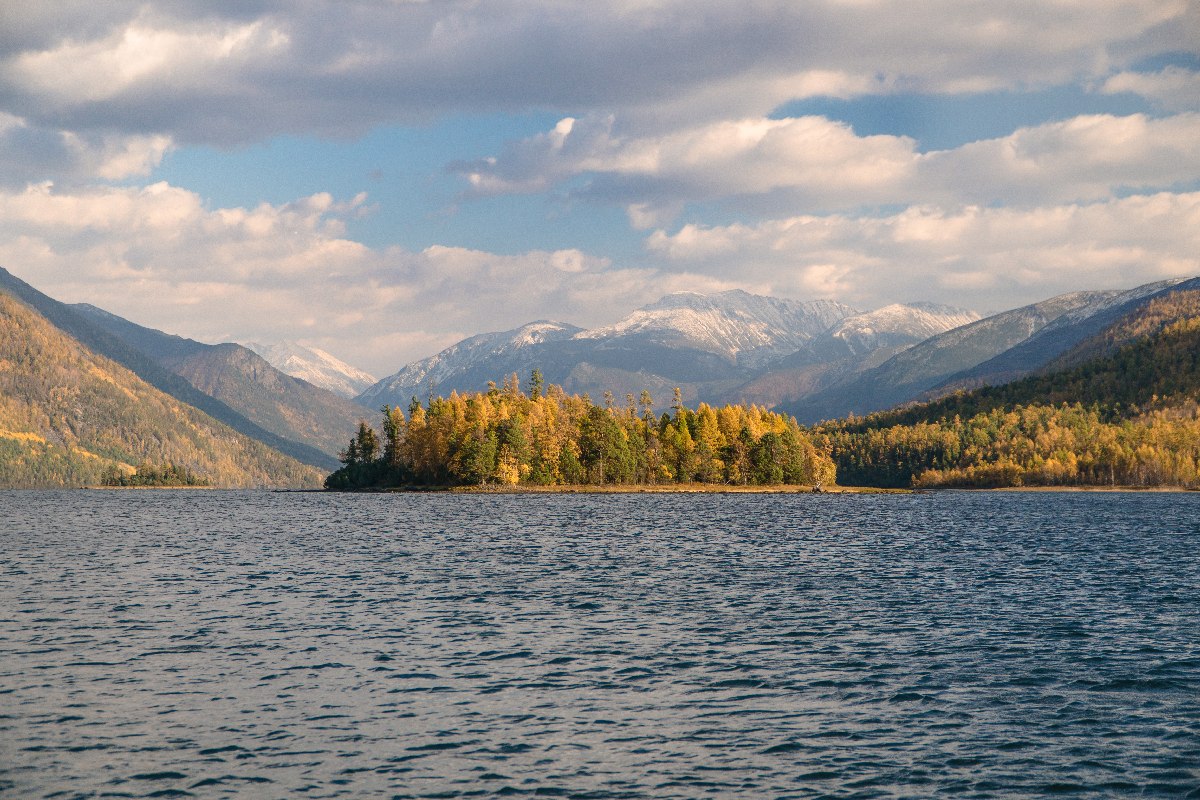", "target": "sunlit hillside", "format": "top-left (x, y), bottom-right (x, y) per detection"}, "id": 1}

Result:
top-left (0, 291), bottom-right (324, 488)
